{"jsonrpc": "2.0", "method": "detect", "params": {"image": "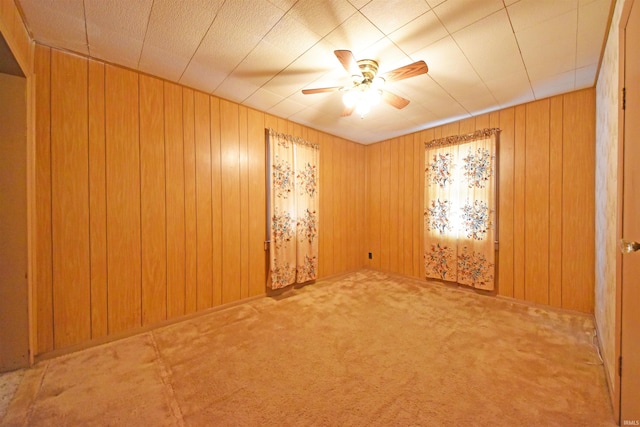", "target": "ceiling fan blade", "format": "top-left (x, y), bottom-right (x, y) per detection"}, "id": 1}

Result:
top-left (335, 50), bottom-right (363, 77)
top-left (302, 86), bottom-right (342, 94)
top-left (341, 105), bottom-right (355, 117)
top-left (382, 60), bottom-right (428, 83)
top-left (382, 90), bottom-right (410, 109)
